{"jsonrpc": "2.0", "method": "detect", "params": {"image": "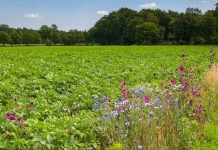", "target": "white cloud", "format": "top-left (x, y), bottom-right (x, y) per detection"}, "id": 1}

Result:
top-left (139, 2), bottom-right (157, 9)
top-left (97, 10), bottom-right (109, 16)
top-left (24, 13), bottom-right (42, 19)
top-left (201, 0), bottom-right (210, 3)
